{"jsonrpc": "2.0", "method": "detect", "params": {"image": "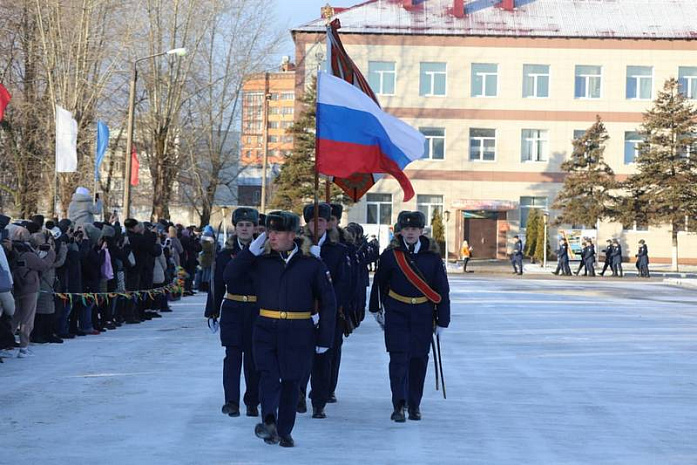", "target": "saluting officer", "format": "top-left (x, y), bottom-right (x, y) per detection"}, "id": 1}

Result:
top-left (298, 202), bottom-right (348, 419)
top-left (225, 211), bottom-right (337, 448)
top-left (369, 211), bottom-right (450, 423)
top-left (204, 207), bottom-right (260, 418)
